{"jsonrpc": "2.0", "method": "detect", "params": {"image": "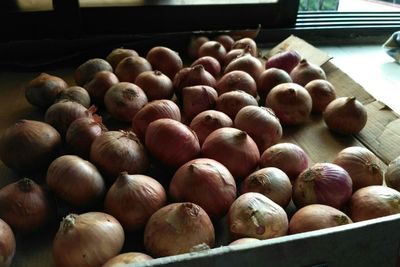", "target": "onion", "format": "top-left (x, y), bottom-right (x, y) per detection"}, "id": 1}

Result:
top-left (240, 167), bottom-right (292, 208)
top-left (46, 155), bottom-right (106, 208)
top-left (348, 185), bottom-right (400, 222)
top-left (198, 41), bottom-right (227, 63)
top-left (55, 86), bottom-right (91, 108)
top-left (229, 238), bottom-right (260, 246)
top-left (214, 34), bottom-right (234, 52)
top-left (289, 59), bottom-right (327, 86)
top-left (169, 158), bottom-right (237, 219)
top-left (144, 202), bottom-right (215, 257)
top-left (173, 65), bottom-right (217, 97)
top-left (304, 79), bottom-right (336, 113)
top-left (0, 178), bottom-right (53, 231)
top-left (84, 70), bottom-right (119, 105)
top-left (187, 36), bottom-right (209, 59)
top-left (114, 56), bottom-right (152, 83)
top-left (385, 155), bottom-right (400, 191)
top-left (90, 131), bottom-right (149, 180)
top-left (74, 58), bottom-right (113, 86)
top-left (293, 162), bottom-right (353, 209)
top-left (216, 70), bottom-right (257, 97)
top-left (333, 146), bottom-right (383, 191)
top-left (134, 70), bottom-right (174, 101)
top-left (146, 46), bottom-right (183, 80)
top-left (259, 142), bottom-right (309, 181)
top-left (323, 96), bottom-right (368, 135)
top-left (257, 68), bottom-right (292, 104)
top-left (265, 50), bottom-right (302, 74)
top-left (102, 252), bottom-right (153, 267)
top-left (132, 99), bottom-right (181, 141)
top-left (189, 110), bottom-right (233, 145)
top-left (104, 172), bottom-right (166, 231)
top-left (232, 38), bottom-right (258, 56)
top-left (228, 192), bottom-right (288, 239)
top-left (234, 106), bottom-right (282, 152)
top-left (223, 48), bottom-right (247, 67)
top-left (201, 127), bottom-right (260, 180)
top-left (0, 120), bottom-right (61, 174)
top-left (104, 82), bottom-right (148, 122)
top-left (53, 212), bottom-right (124, 267)
top-left (106, 48), bottom-right (139, 69)
top-left (0, 219), bottom-right (15, 267)
top-left (224, 53), bottom-right (264, 81)
top-left (289, 204), bottom-right (352, 234)
top-left (145, 118), bottom-right (200, 168)
top-left (191, 56), bottom-right (221, 78)
top-left (216, 90), bottom-right (258, 120)
top-left (182, 85), bottom-right (218, 122)
top-left (24, 73), bottom-right (68, 109)
top-left (265, 82), bottom-right (312, 125)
